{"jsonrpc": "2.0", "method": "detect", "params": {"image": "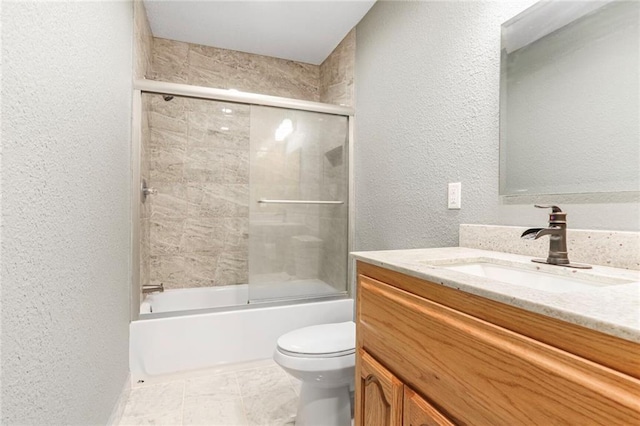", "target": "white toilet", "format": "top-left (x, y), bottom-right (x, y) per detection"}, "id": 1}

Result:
top-left (274, 321), bottom-right (355, 426)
